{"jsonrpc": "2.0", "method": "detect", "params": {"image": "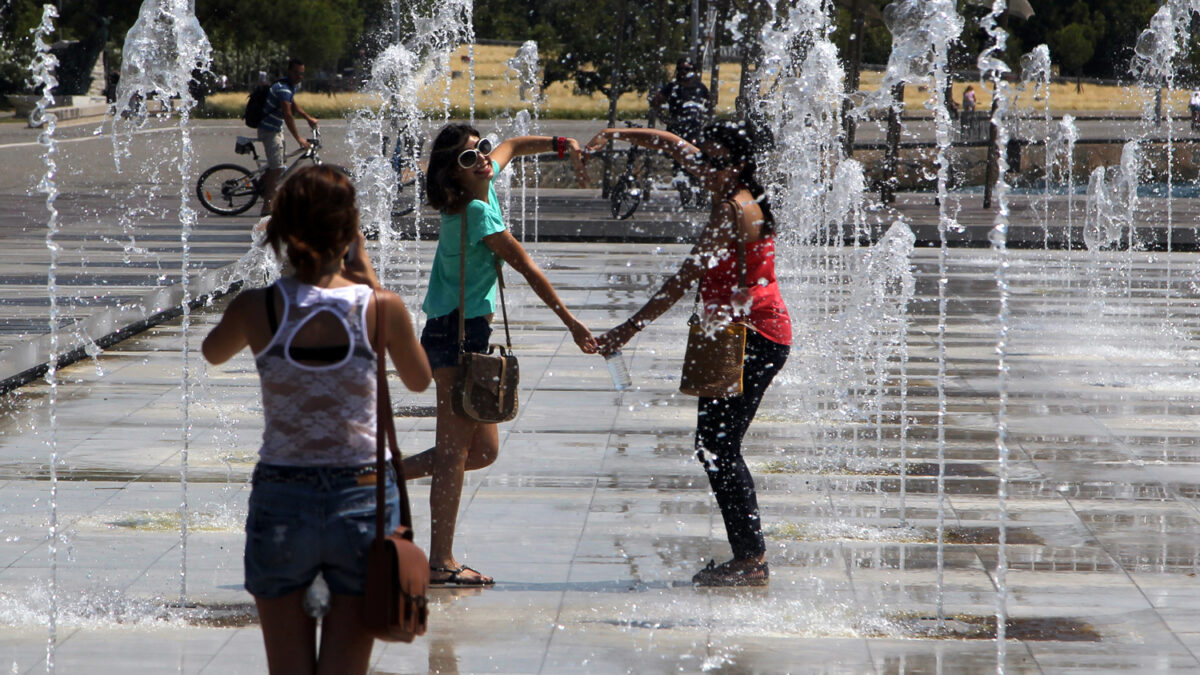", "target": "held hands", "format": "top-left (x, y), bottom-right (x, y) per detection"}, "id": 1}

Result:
top-left (597, 319), bottom-right (639, 356)
top-left (582, 131), bottom-right (609, 162)
top-left (564, 137), bottom-right (591, 187)
top-left (568, 319), bottom-right (598, 354)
